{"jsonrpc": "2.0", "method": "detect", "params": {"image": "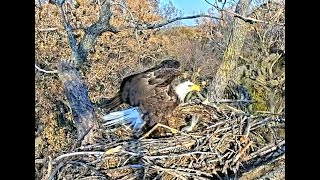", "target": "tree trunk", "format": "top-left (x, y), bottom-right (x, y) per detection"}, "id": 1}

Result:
top-left (213, 0), bottom-right (252, 100)
top-left (52, 0), bottom-right (115, 144)
top-left (58, 60), bottom-right (100, 145)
